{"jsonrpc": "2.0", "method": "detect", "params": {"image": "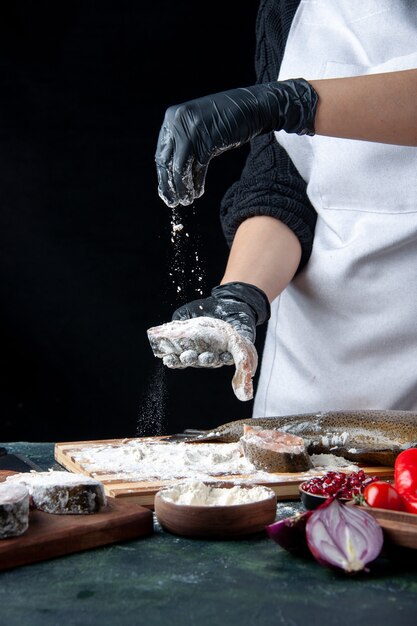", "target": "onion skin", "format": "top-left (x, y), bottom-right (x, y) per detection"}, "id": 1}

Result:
top-left (266, 510), bottom-right (312, 555)
top-left (305, 498), bottom-right (384, 573)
